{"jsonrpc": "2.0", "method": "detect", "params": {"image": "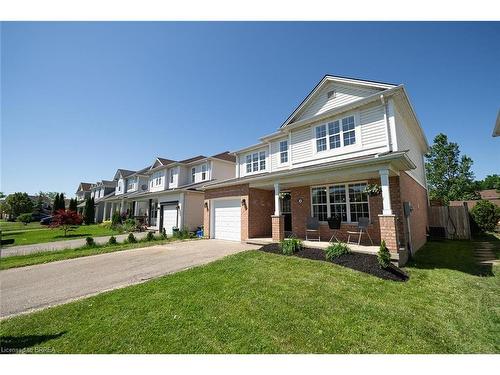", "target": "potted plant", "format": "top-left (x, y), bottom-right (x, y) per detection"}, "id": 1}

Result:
top-left (364, 184), bottom-right (381, 197)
